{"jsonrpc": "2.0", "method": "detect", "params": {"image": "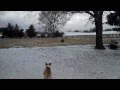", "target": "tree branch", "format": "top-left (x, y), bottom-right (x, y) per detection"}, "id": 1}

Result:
top-left (85, 11), bottom-right (95, 18)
